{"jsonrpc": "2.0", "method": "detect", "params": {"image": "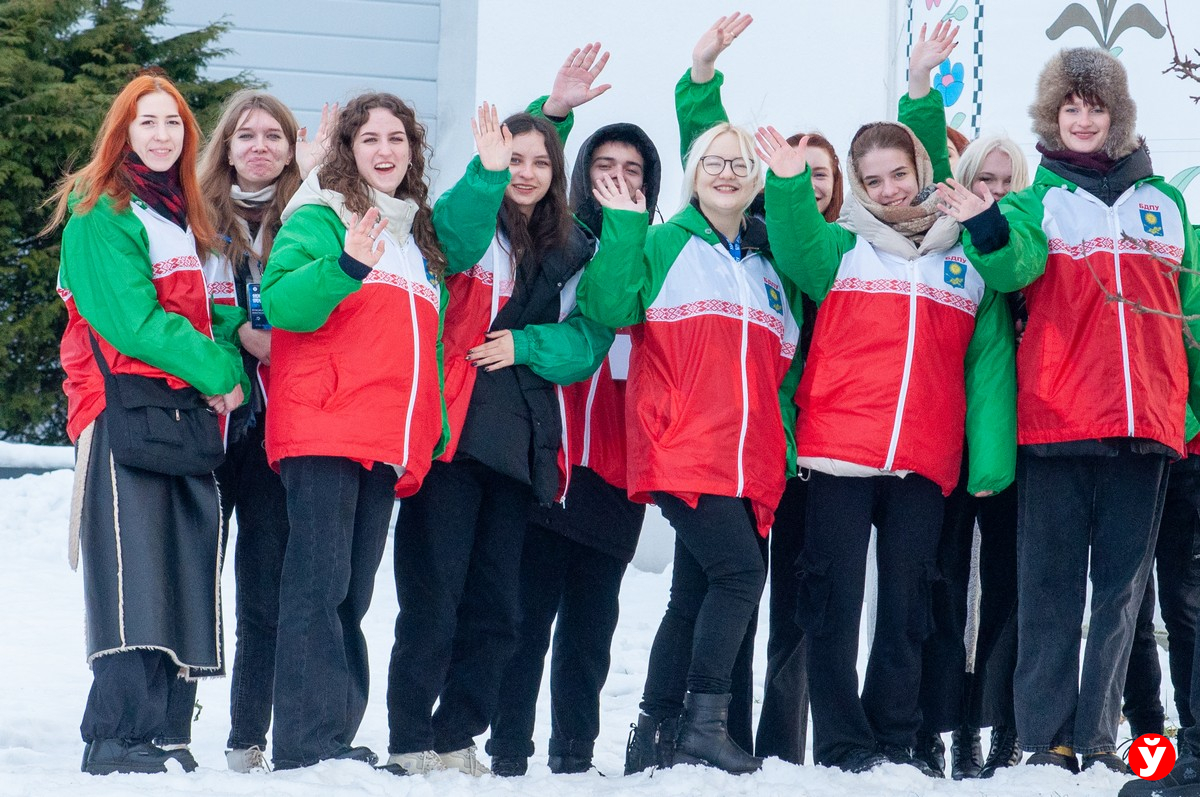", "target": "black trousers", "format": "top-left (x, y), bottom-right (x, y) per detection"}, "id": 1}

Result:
top-left (158, 419), bottom-right (291, 749)
top-left (640, 493), bottom-right (766, 715)
top-left (271, 457), bottom-right (395, 769)
top-left (387, 458), bottom-right (532, 755)
top-left (800, 471), bottom-right (944, 766)
top-left (486, 523), bottom-right (626, 760)
top-left (755, 476), bottom-right (810, 764)
top-left (82, 650), bottom-right (177, 743)
top-left (918, 476), bottom-right (1019, 734)
top-left (1124, 459), bottom-right (1200, 735)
